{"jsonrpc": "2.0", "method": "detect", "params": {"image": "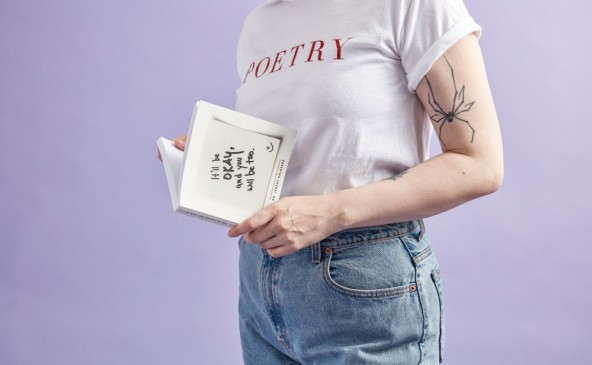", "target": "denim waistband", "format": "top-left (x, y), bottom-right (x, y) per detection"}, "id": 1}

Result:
top-left (310, 220), bottom-right (424, 264)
